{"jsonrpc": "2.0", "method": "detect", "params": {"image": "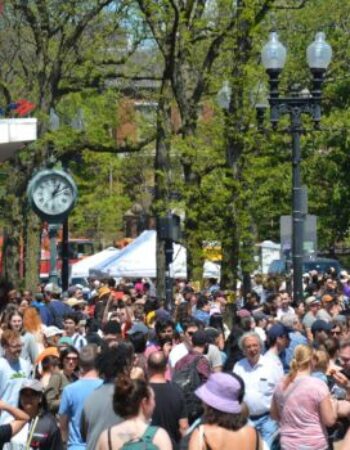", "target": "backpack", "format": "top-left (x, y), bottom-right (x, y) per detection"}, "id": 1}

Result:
top-left (108, 425), bottom-right (159, 450)
top-left (172, 355), bottom-right (204, 423)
